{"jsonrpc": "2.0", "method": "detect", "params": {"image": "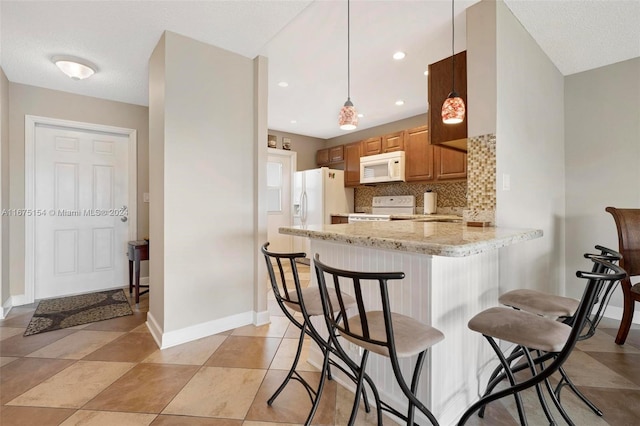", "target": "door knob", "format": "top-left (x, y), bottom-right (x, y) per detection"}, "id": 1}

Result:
top-left (121, 216), bottom-right (128, 222)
